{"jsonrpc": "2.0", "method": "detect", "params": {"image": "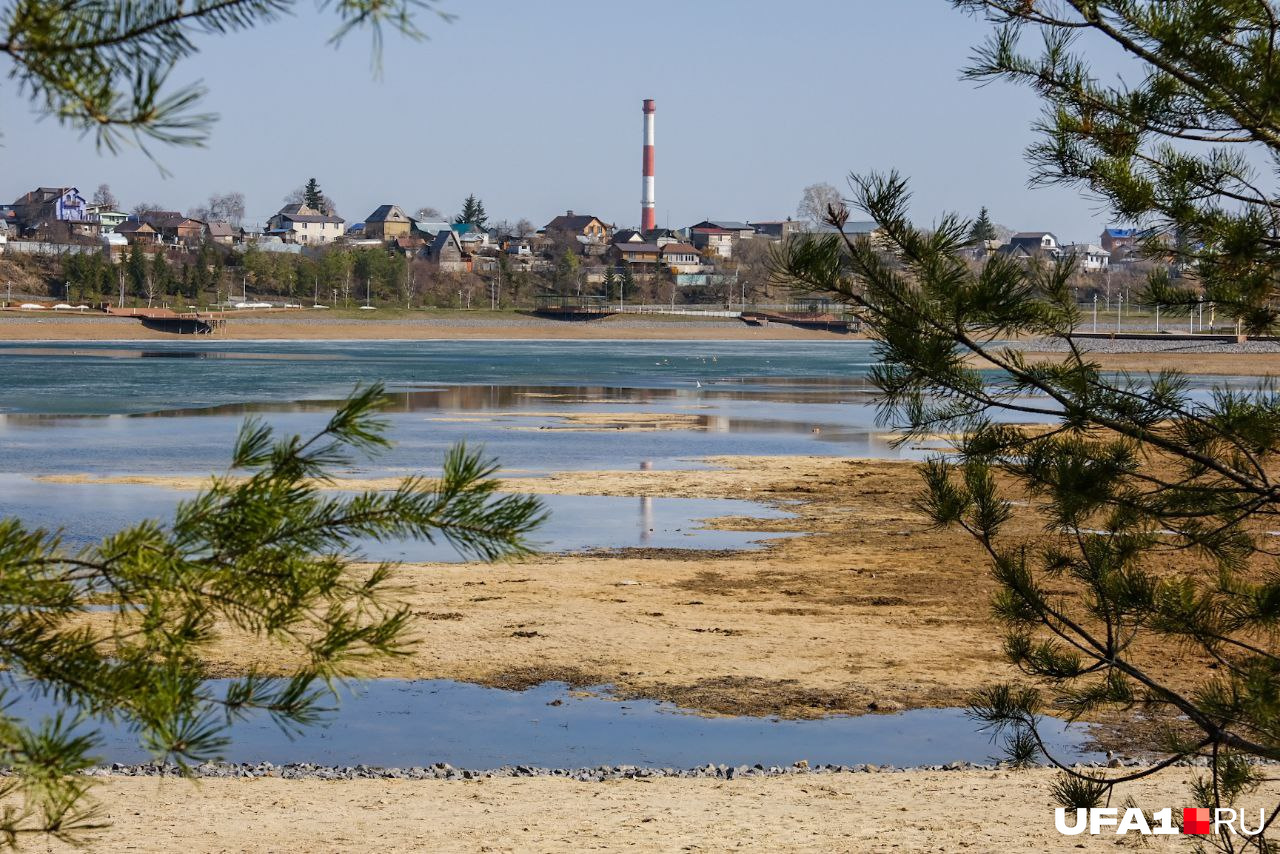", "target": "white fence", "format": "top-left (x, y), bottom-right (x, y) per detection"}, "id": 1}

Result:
top-left (616, 305), bottom-right (742, 318)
